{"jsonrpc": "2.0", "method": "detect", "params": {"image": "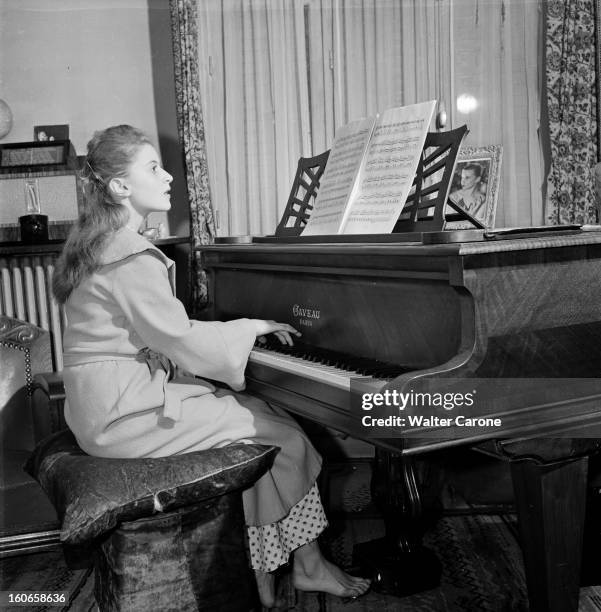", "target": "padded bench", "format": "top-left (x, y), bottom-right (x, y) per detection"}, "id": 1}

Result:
top-left (26, 428), bottom-right (277, 611)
